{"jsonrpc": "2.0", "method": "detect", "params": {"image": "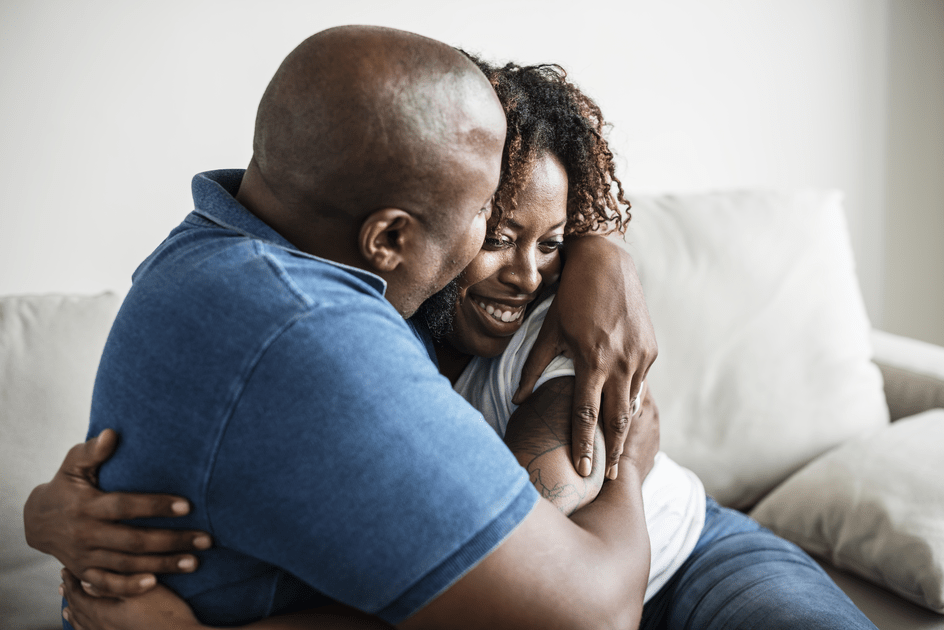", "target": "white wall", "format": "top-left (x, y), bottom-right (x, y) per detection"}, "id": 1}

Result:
top-left (1, 0), bottom-right (940, 342)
